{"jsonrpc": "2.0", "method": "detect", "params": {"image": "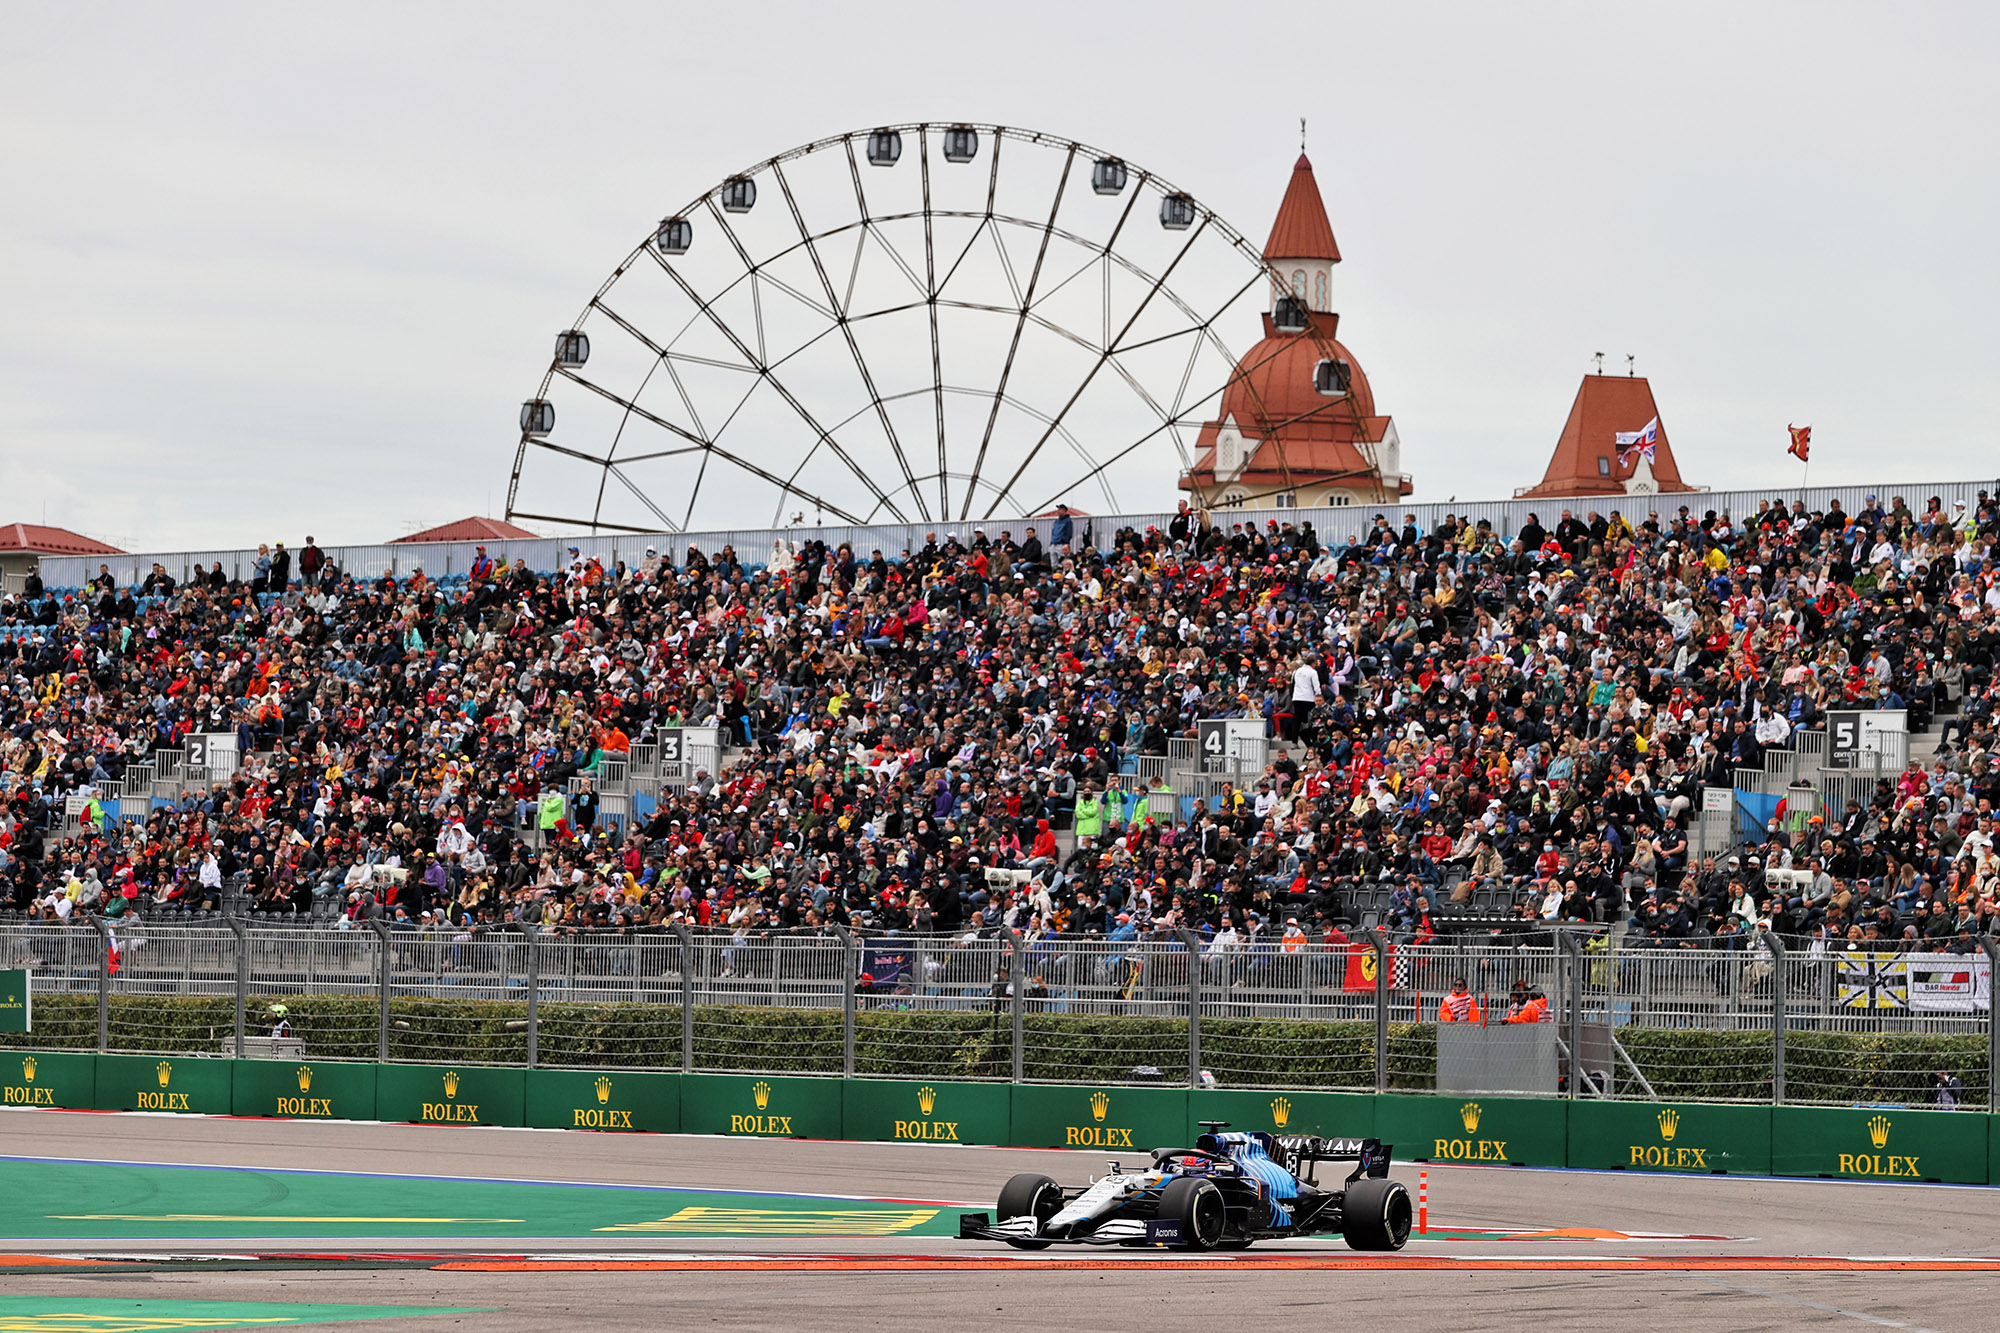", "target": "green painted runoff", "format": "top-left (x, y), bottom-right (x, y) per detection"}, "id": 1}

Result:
top-left (0, 1296), bottom-right (487, 1331)
top-left (0, 1158), bottom-right (955, 1239)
